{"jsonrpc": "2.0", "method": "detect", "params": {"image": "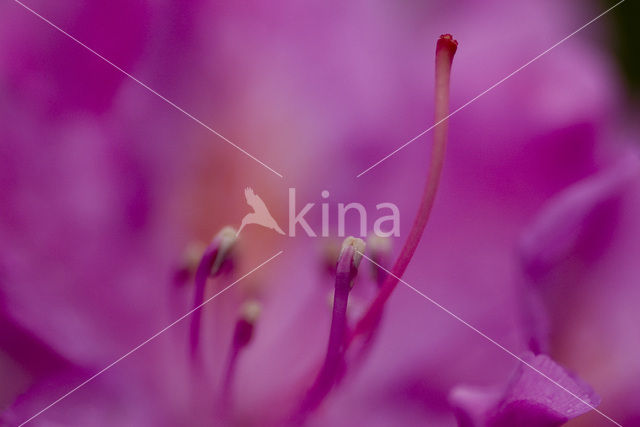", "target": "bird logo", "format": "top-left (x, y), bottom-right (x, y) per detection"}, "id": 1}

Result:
top-left (237, 187), bottom-right (285, 236)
